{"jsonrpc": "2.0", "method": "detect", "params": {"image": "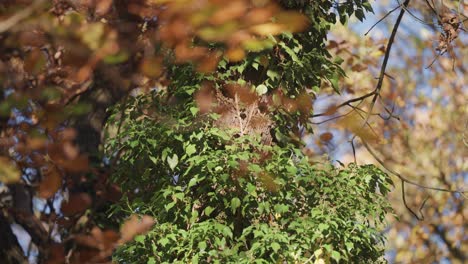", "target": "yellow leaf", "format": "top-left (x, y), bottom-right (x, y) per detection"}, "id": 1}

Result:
top-left (249, 23), bottom-right (284, 36)
top-left (0, 157), bottom-right (21, 183)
